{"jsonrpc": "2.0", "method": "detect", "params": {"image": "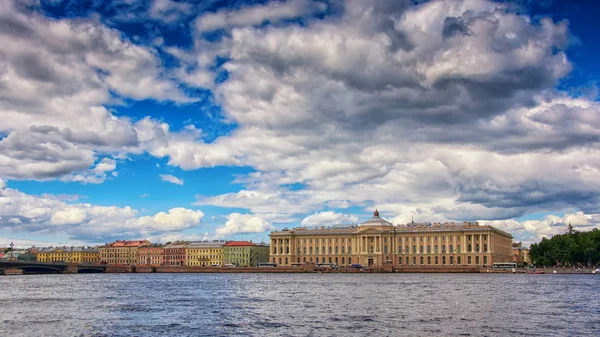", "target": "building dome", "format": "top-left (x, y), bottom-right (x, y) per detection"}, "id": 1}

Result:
top-left (360, 209), bottom-right (393, 227)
